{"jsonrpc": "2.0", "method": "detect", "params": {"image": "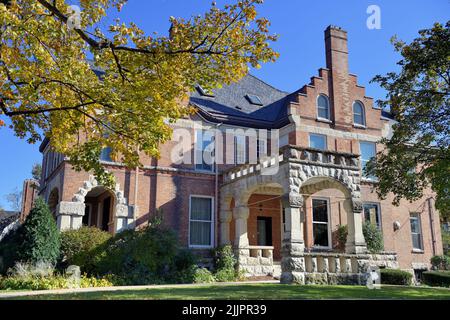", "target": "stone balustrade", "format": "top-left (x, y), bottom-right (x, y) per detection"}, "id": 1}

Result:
top-left (238, 246), bottom-right (274, 277)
